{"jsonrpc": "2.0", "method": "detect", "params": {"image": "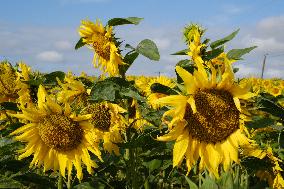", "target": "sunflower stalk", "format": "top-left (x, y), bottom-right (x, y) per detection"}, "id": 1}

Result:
top-left (58, 173), bottom-right (63, 189)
